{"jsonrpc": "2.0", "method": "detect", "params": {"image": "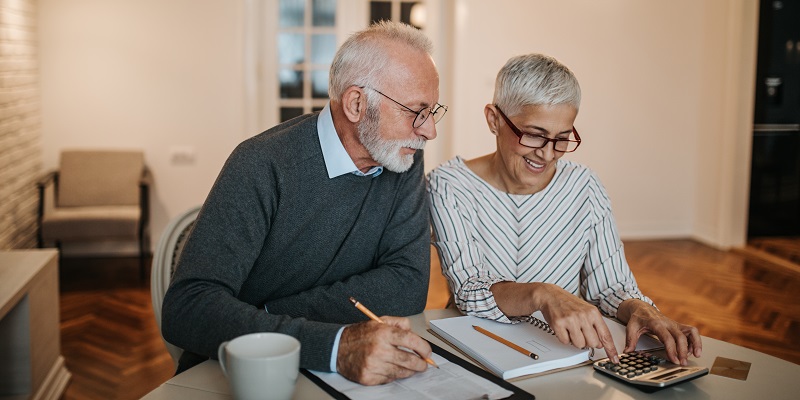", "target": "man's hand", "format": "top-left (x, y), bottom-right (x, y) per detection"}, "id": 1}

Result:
top-left (618, 299), bottom-right (702, 365)
top-left (336, 316), bottom-right (432, 385)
